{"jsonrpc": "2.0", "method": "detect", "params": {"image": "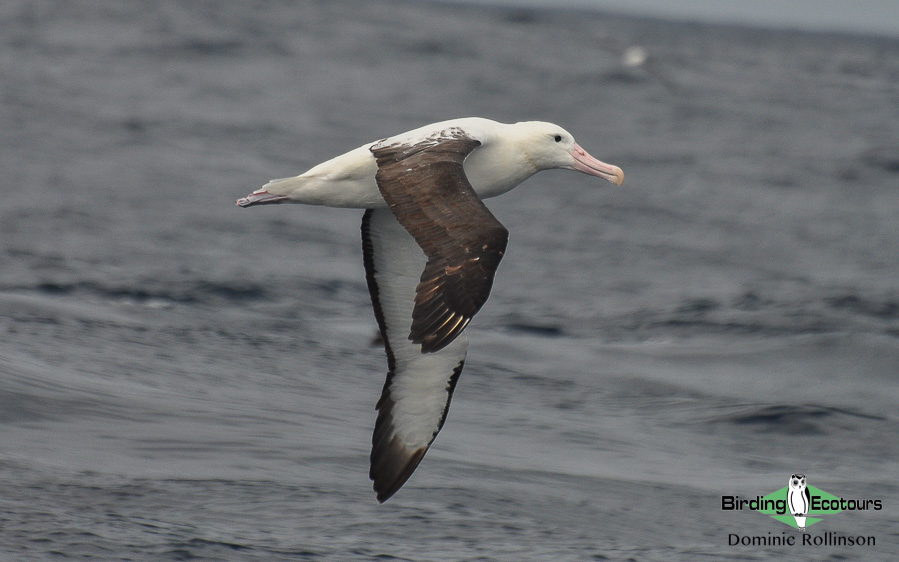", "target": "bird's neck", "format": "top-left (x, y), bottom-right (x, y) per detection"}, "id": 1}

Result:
top-left (463, 140), bottom-right (538, 199)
